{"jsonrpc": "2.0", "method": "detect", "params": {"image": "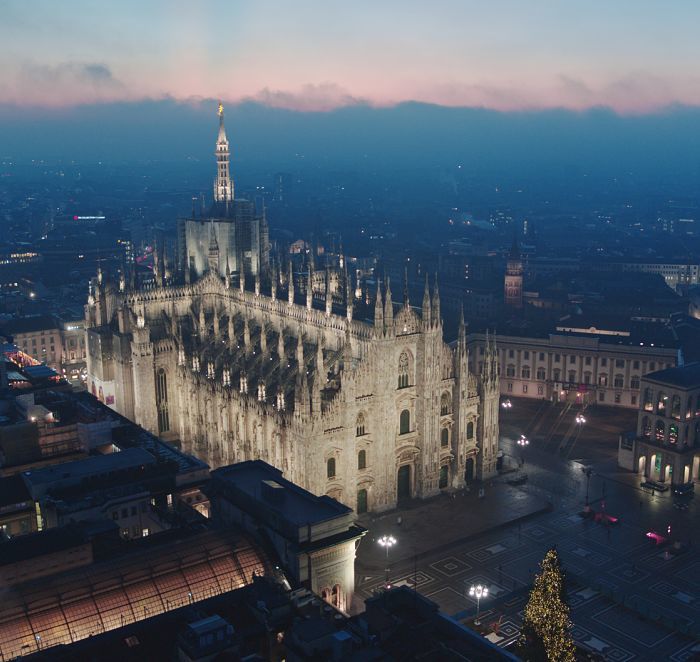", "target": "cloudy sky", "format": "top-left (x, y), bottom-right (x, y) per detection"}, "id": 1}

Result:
top-left (2, 0), bottom-right (700, 113)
